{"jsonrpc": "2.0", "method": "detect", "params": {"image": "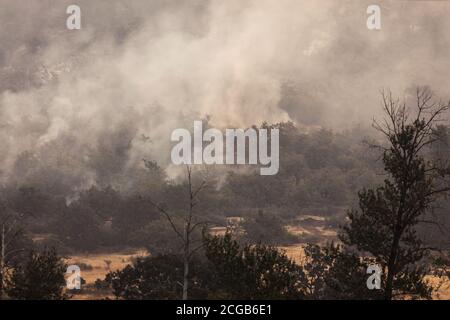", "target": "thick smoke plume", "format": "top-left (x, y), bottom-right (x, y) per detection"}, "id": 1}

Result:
top-left (0, 0), bottom-right (449, 192)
